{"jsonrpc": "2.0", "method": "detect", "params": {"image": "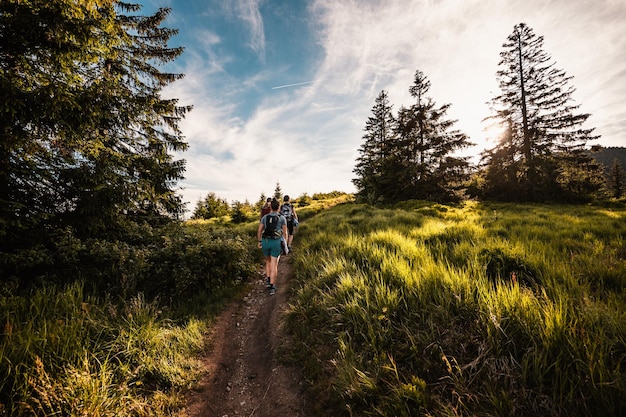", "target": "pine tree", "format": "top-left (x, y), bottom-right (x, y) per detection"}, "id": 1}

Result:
top-left (0, 0), bottom-right (189, 239)
top-left (482, 23), bottom-right (603, 201)
top-left (255, 193), bottom-right (268, 211)
top-left (396, 70), bottom-right (473, 201)
top-left (474, 117), bottom-right (521, 201)
top-left (0, 1), bottom-right (190, 281)
top-left (353, 90), bottom-right (395, 202)
top-left (191, 192), bottom-right (230, 219)
top-left (231, 200), bottom-right (253, 223)
top-left (274, 182), bottom-right (282, 200)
